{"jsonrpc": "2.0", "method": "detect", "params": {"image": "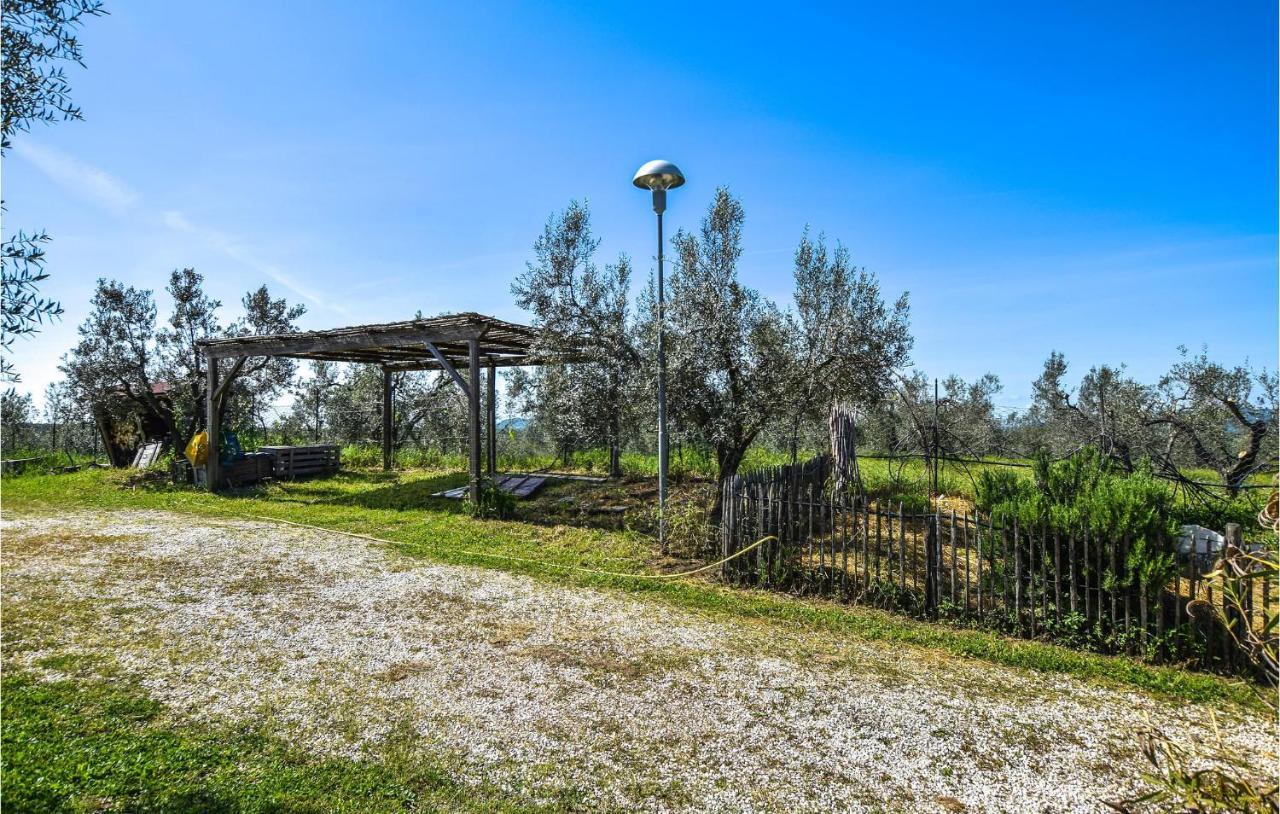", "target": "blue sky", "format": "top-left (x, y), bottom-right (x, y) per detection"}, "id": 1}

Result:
top-left (5, 0), bottom-right (1276, 412)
